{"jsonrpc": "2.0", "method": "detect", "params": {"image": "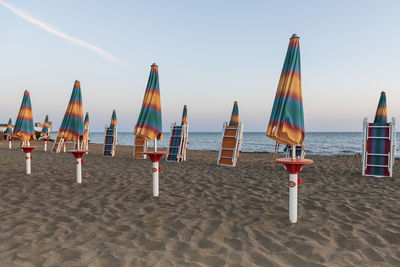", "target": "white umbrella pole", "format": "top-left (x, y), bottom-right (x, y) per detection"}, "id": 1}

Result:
top-left (292, 145), bottom-right (296, 159)
top-left (154, 139), bottom-right (157, 152)
top-left (8, 140), bottom-right (12, 149)
top-left (44, 140), bottom-right (47, 151)
top-left (26, 152), bottom-right (31, 175)
top-left (153, 161), bottom-right (159, 196)
top-left (63, 143), bottom-right (66, 152)
top-left (289, 173), bottom-right (298, 223)
top-left (76, 158), bottom-right (82, 183)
